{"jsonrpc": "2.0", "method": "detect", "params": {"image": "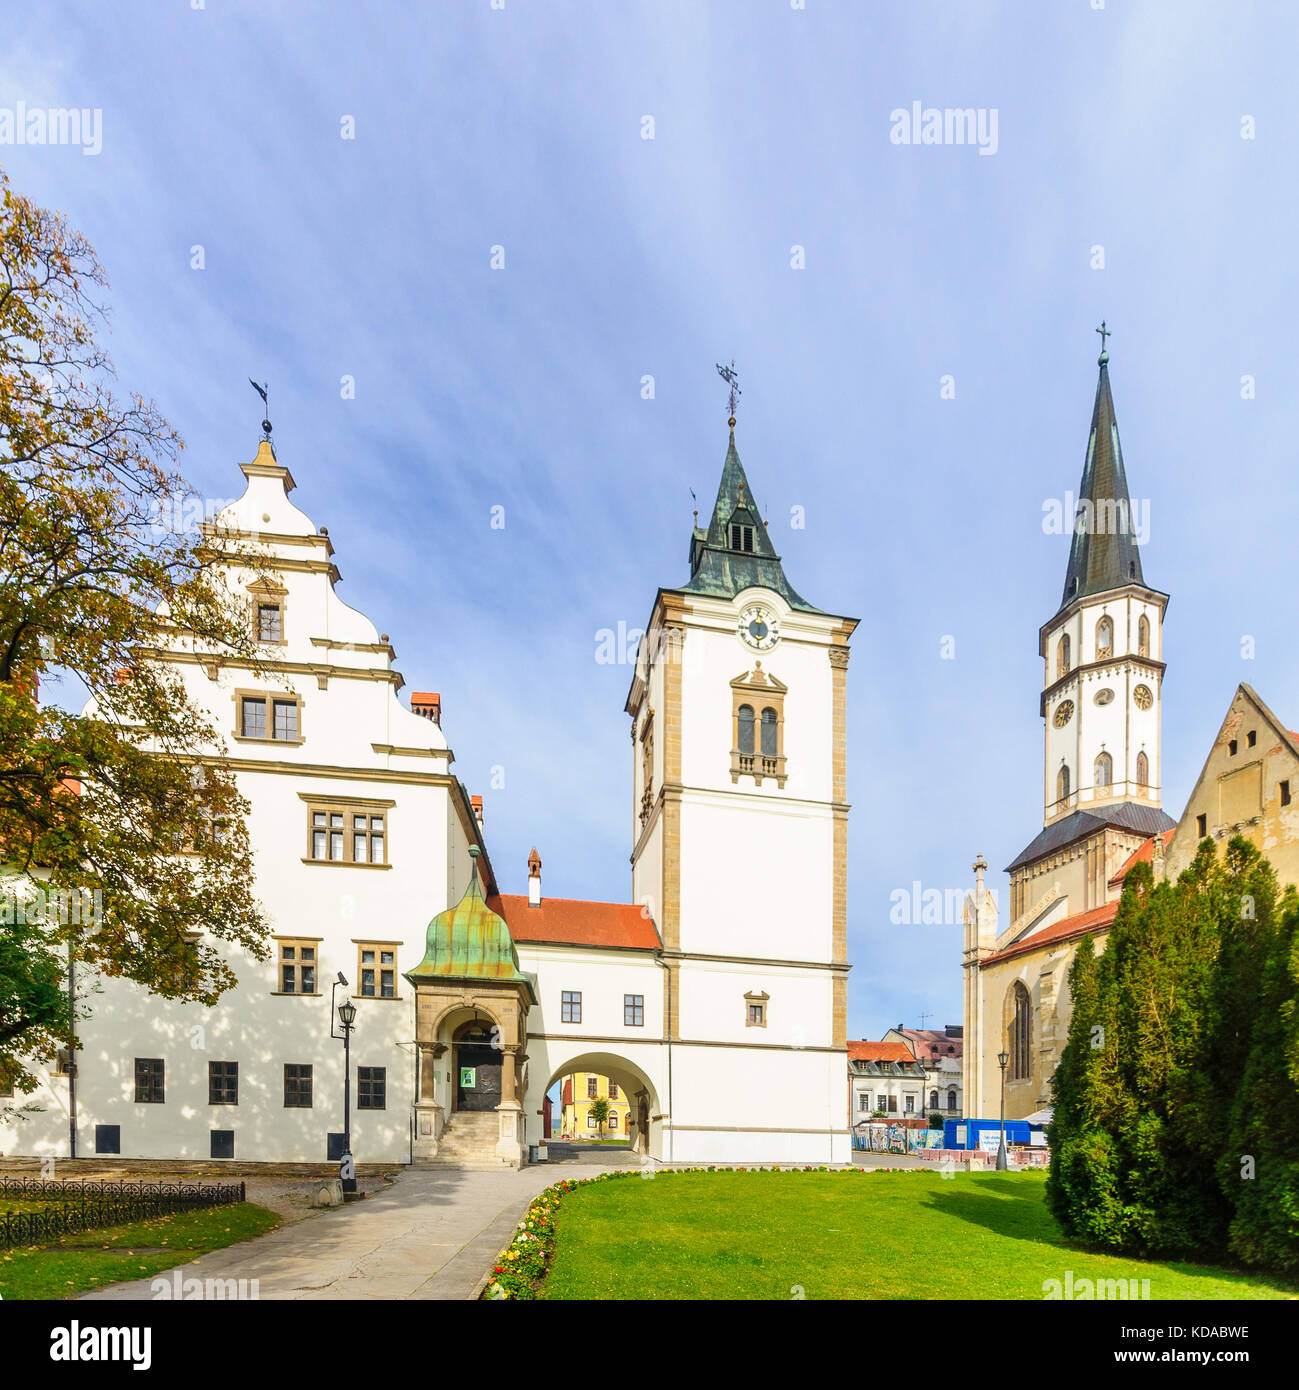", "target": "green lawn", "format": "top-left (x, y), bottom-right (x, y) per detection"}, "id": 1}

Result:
top-left (541, 1170), bottom-right (1299, 1300)
top-left (0, 1201), bottom-right (280, 1300)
